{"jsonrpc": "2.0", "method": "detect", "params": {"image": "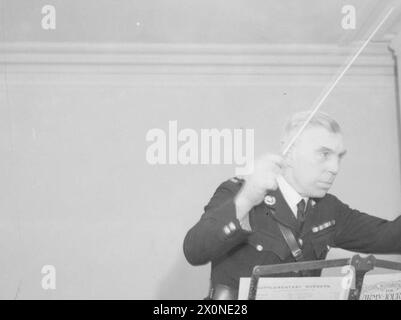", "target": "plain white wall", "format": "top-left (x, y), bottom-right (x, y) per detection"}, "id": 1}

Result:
top-left (0, 42), bottom-right (400, 299)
